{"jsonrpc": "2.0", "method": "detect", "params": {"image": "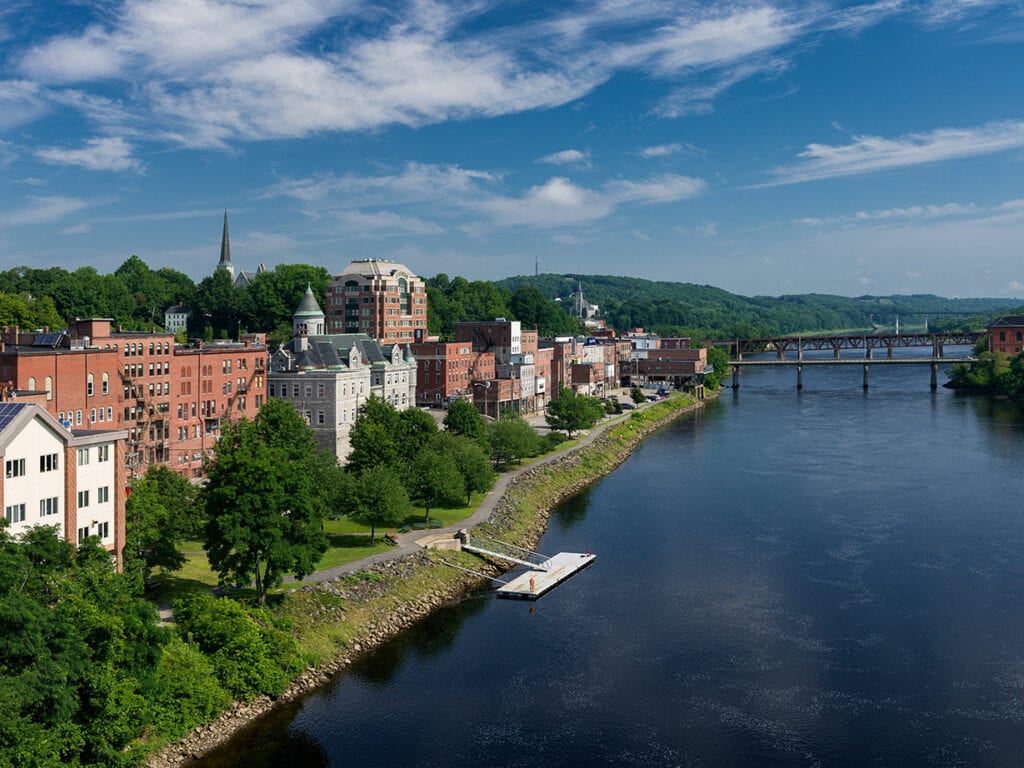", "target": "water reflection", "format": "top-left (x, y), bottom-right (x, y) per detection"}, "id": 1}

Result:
top-left (348, 595), bottom-right (490, 686)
